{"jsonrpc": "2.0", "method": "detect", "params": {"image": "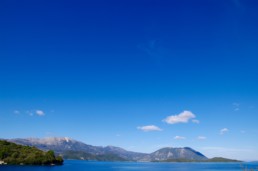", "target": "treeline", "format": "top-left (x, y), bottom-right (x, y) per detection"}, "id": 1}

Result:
top-left (0, 140), bottom-right (63, 165)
